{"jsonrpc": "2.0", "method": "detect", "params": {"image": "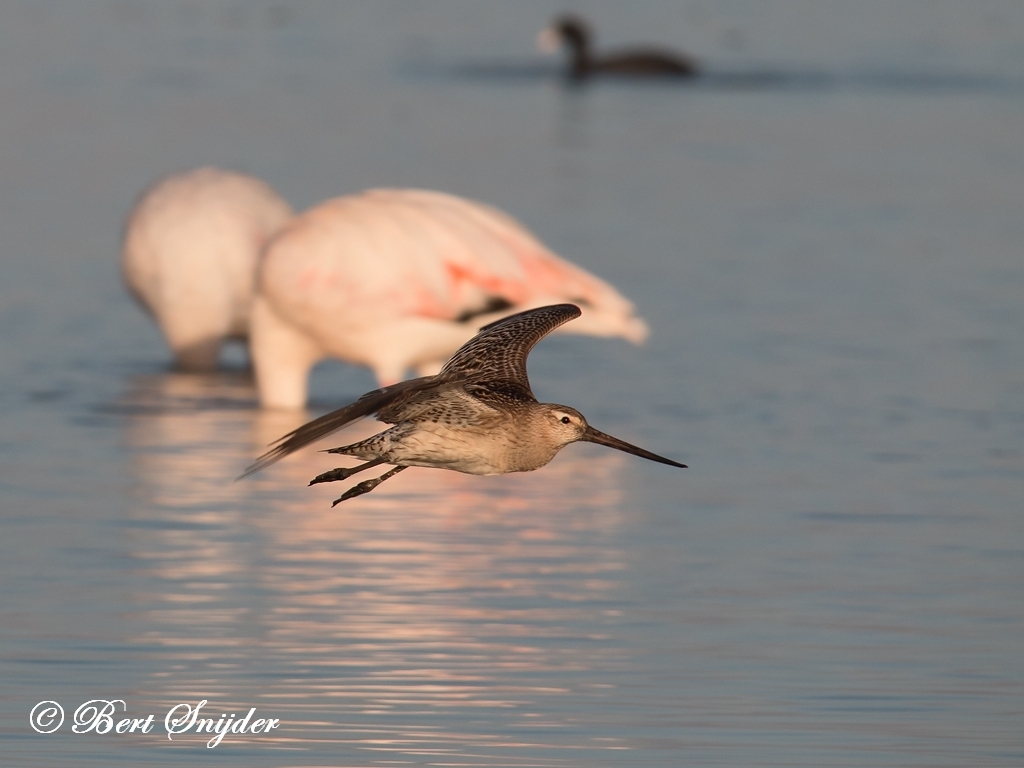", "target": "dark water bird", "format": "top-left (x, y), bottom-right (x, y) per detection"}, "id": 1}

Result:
top-left (538, 14), bottom-right (698, 80)
top-left (241, 304), bottom-right (686, 505)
